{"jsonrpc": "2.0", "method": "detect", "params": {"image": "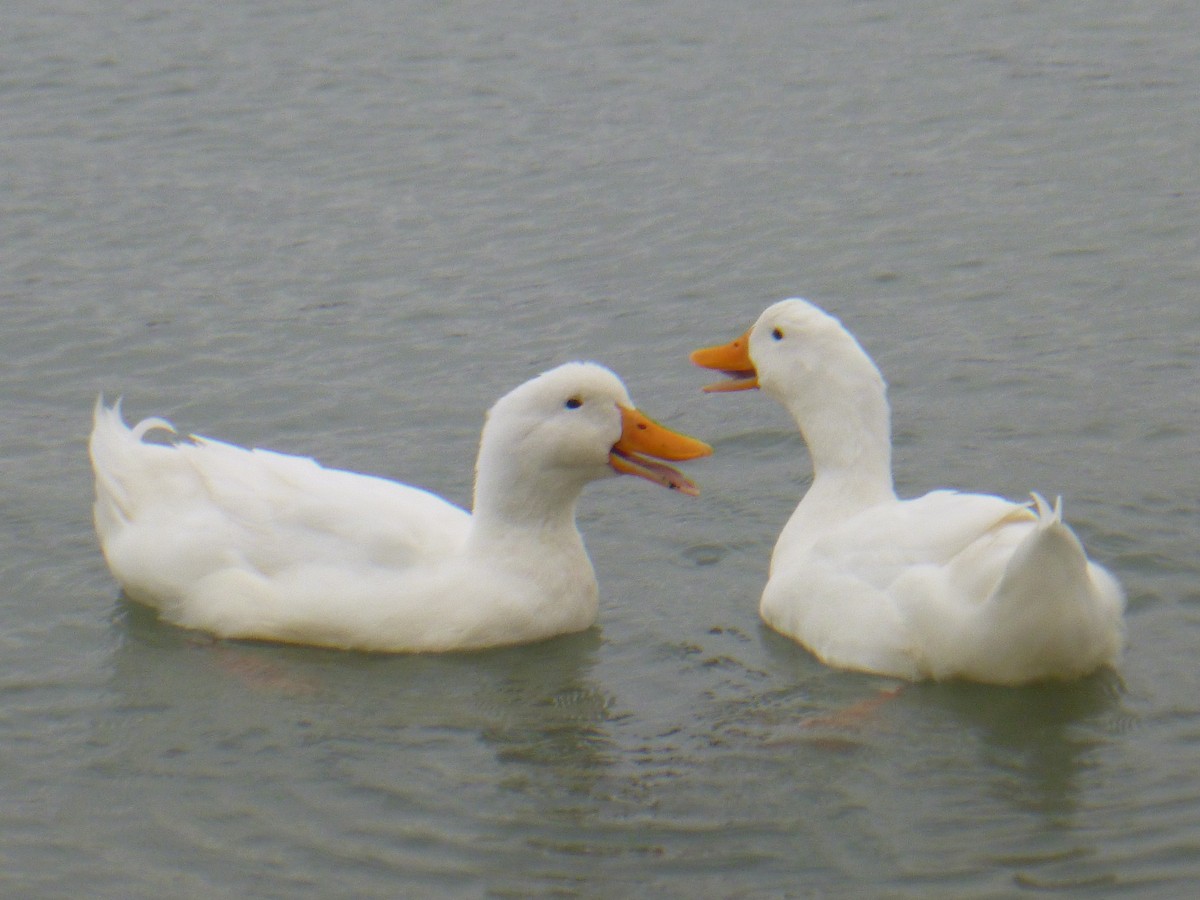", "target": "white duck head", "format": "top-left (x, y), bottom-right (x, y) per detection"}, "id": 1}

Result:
top-left (690, 299), bottom-right (894, 497)
top-left (472, 362), bottom-right (712, 531)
